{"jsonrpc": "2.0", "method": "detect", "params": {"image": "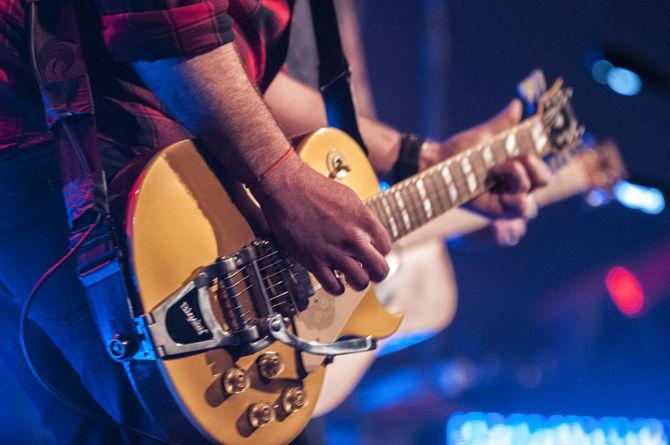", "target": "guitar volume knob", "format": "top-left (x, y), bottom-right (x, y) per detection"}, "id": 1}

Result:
top-left (281, 386), bottom-right (307, 414)
top-left (247, 402), bottom-right (275, 429)
top-left (257, 351), bottom-right (284, 380)
top-left (222, 368), bottom-right (250, 395)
